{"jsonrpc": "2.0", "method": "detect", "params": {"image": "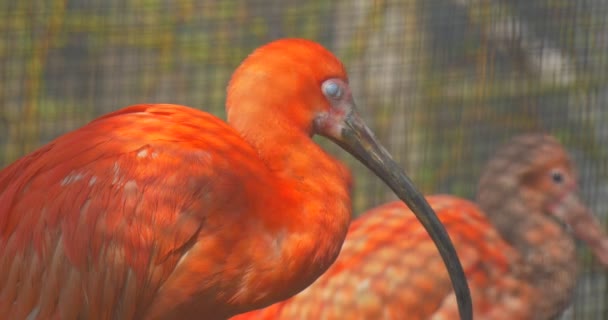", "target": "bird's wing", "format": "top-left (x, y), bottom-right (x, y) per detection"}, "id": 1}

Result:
top-left (233, 195), bottom-right (535, 320)
top-left (0, 104), bottom-right (273, 319)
